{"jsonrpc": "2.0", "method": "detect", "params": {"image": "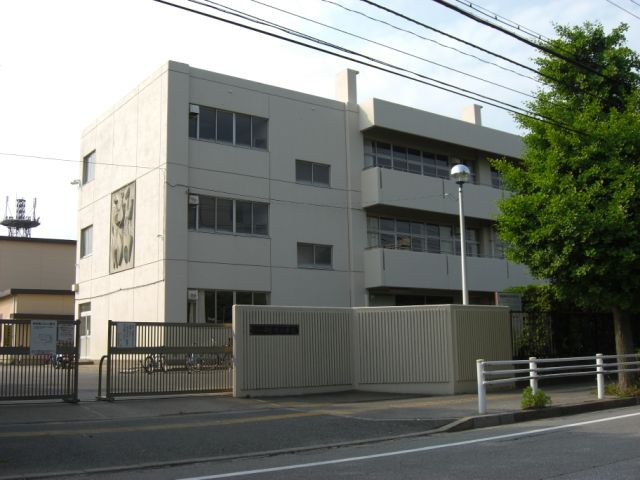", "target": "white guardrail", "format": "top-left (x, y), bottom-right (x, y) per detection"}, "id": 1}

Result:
top-left (476, 354), bottom-right (640, 414)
